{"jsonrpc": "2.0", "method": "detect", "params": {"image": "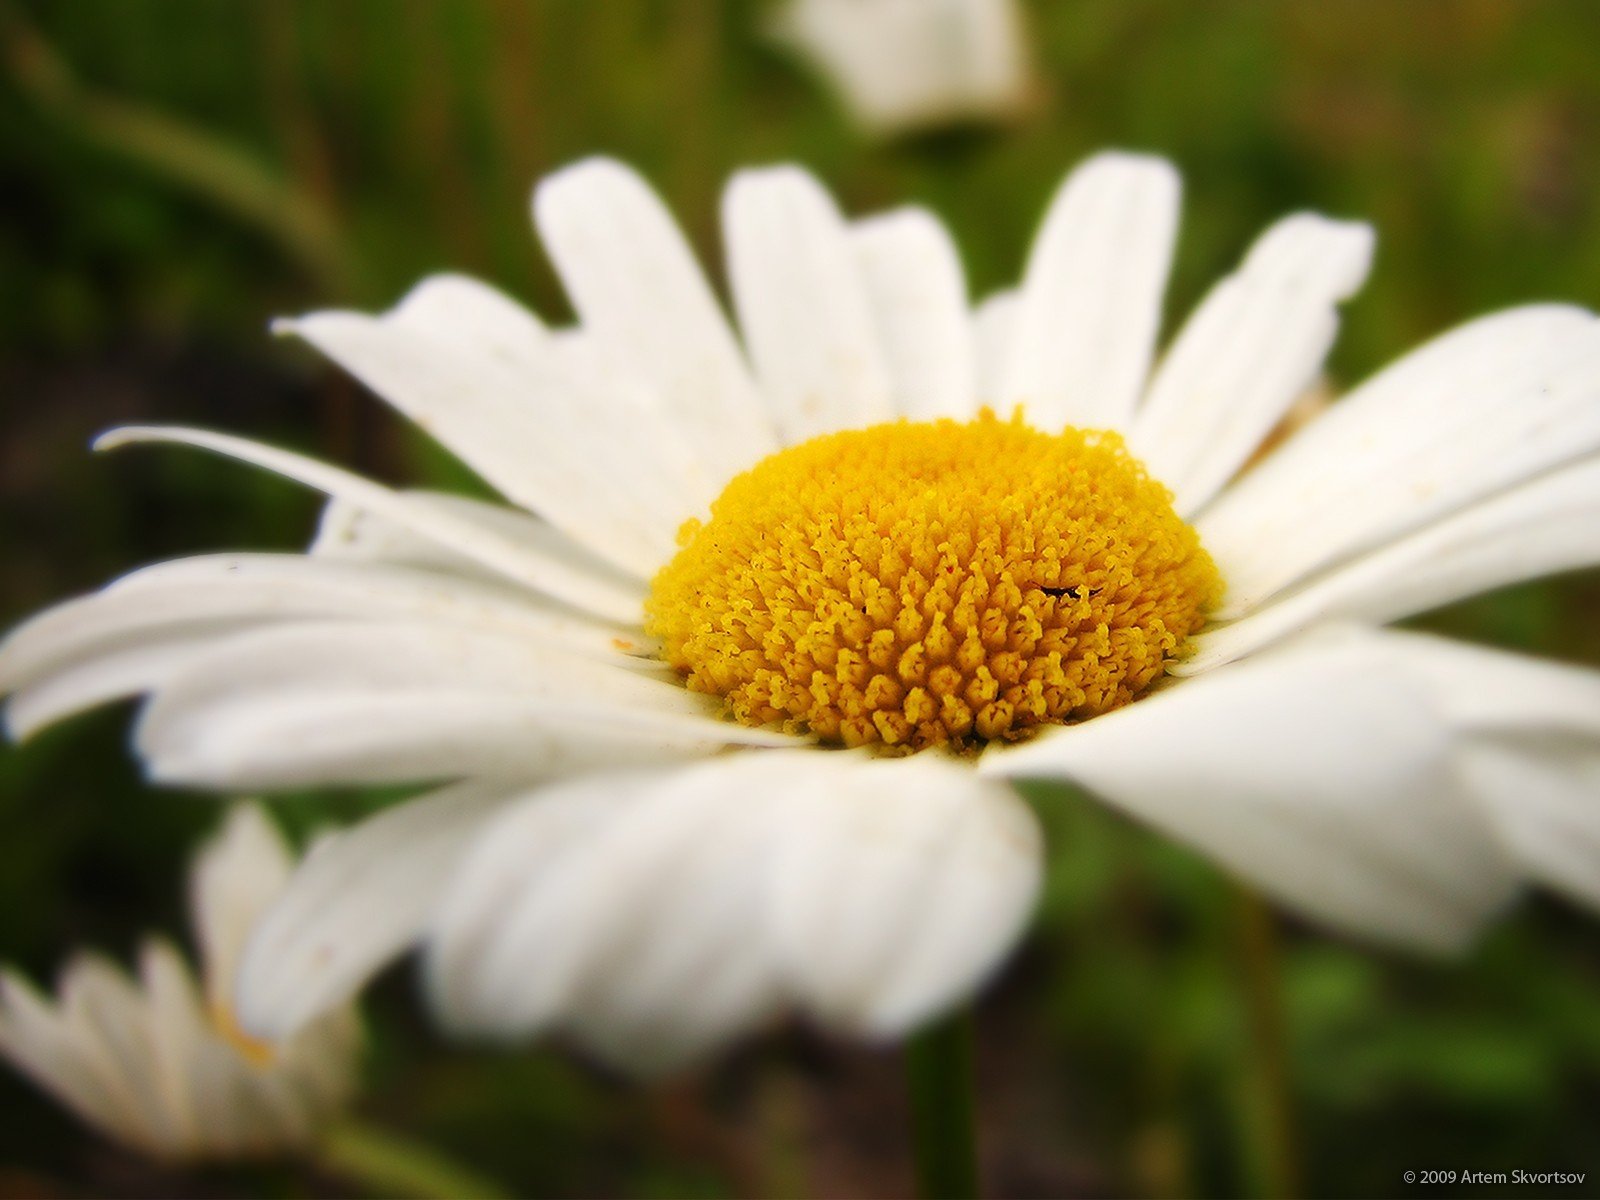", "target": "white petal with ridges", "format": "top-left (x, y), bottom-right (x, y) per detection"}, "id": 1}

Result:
top-left (534, 157), bottom-right (776, 485)
top-left (1201, 306), bottom-right (1600, 615)
top-left (277, 295), bottom-right (700, 574)
top-left (1181, 454), bottom-right (1600, 673)
top-left (771, 754), bottom-right (1042, 1037)
top-left (851, 207), bottom-right (976, 420)
top-left (1130, 213), bottom-right (1374, 513)
top-left (189, 805), bottom-right (294, 1013)
top-left (983, 634), bottom-right (1521, 951)
top-left (725, 166), bottom-right (896, 441)
top-left (93, 426), bottom-right (648, 620)
top-left (237, 781), bottom-right (512, 1039)
top-left (998, 152), bottom-right (1180, 431)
